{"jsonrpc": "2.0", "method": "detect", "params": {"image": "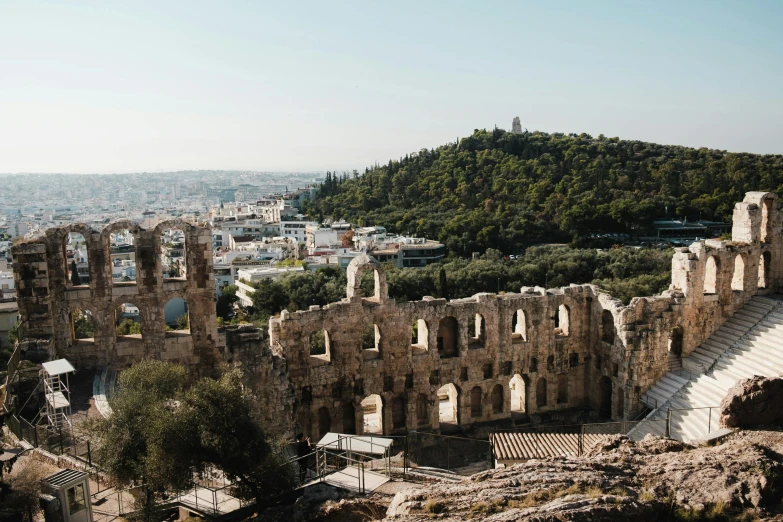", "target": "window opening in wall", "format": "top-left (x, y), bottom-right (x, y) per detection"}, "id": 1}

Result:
top-left (759, 251), bottom-right (772, 289)
top-left (361, 324), bottom-right (381, 357)
top-left (536, 378), bottom-right (547, 407)
top-left (704, 256), bottom-right (720, 295)
top-left (309, 329), bottom-right (330, 361)
top-left (612, 363), bottom-right (619, 377)
top-left (509, 374), bottom-right (527, 414)
top-left (511, 310), bottom-right (527, 342)
top-left (359, 269), bottom-right (379, 299)
top-left (460, 367), bottom-right (468, 381)
top-left (530, 357), bottom-right (538, 373)
top-left (429, 370), bottom-right (440, 385)
top-left (599, 377), bottom-right (612, 419)
top-left (482, 363), bottom-right (493, 379)
top-left (436, 383), bottom-right (459, 425)
top-left (731, 254), bottom-right (745, 291)
top-left (416, 394), bottom-right (428, 425)
top-left (115, 302), bottom-right (141, 340)
top-left (761, 197), bottom-right (774, 243)
top-left (331, 380), bottom-right (344, 398)
top-left (405, 373), bottom-right (414, 389)
top-left (384, 375), bottom-right (394, 392)
top-left (546, 355), bottom-right (555, 372)
top-left (301, 386), bottom-right (312, 404)
top-left (557, 374), bottom-right (568, 404)
top-left (161, 228), bottom-right (187, 280)
top-left (617, 390), bottom-right (625, 419)
top-left (317, 407), bottom-right (331, 439)
top-left (468, 313), bottom-right (486, 349)
top-left (109, 229), bottom-right (137, 284)
top-left (361, 394), bottom-right (383, 434)
top-left (353, 379), bottom-right (363, 396)
top-left (491, 384), bottom-right (503, 414)
top-left (70, 308), bottom-right (94, 344)
top-left (437, 316), bottom-right (459, 358)
top-left (501, 361), bottom-right (512, 376)
top-left (601, 310), bottom-right (615, 344)
top-left (668, 326), bottom-right (684, 370)
top-left (555, 304), bottom-right (570, 337)
top-left (411, 319), bottom-right (428, 354)
top-left (569, 353), bottom-right (579, 368)
top-left (391, 396), bottom-right (406, 430)
top-left (595, 354), bottom-right (602, 370)
top-left (470, 386), bottom-right (483, 418)
top-left (64, 232), bottom-right (90, 287)
top-left (342, 403), bottom-right (356, 434)
top-left (164, 297), bottom-right (189, 334)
